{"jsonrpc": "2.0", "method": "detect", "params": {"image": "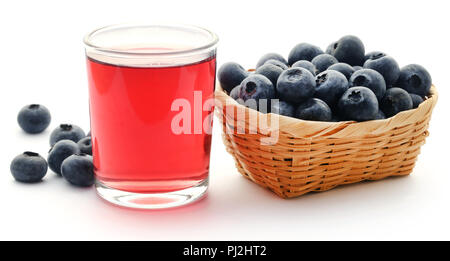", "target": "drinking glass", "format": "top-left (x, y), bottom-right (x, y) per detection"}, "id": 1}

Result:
top-left (84, 24), bottom-right (218, 209)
